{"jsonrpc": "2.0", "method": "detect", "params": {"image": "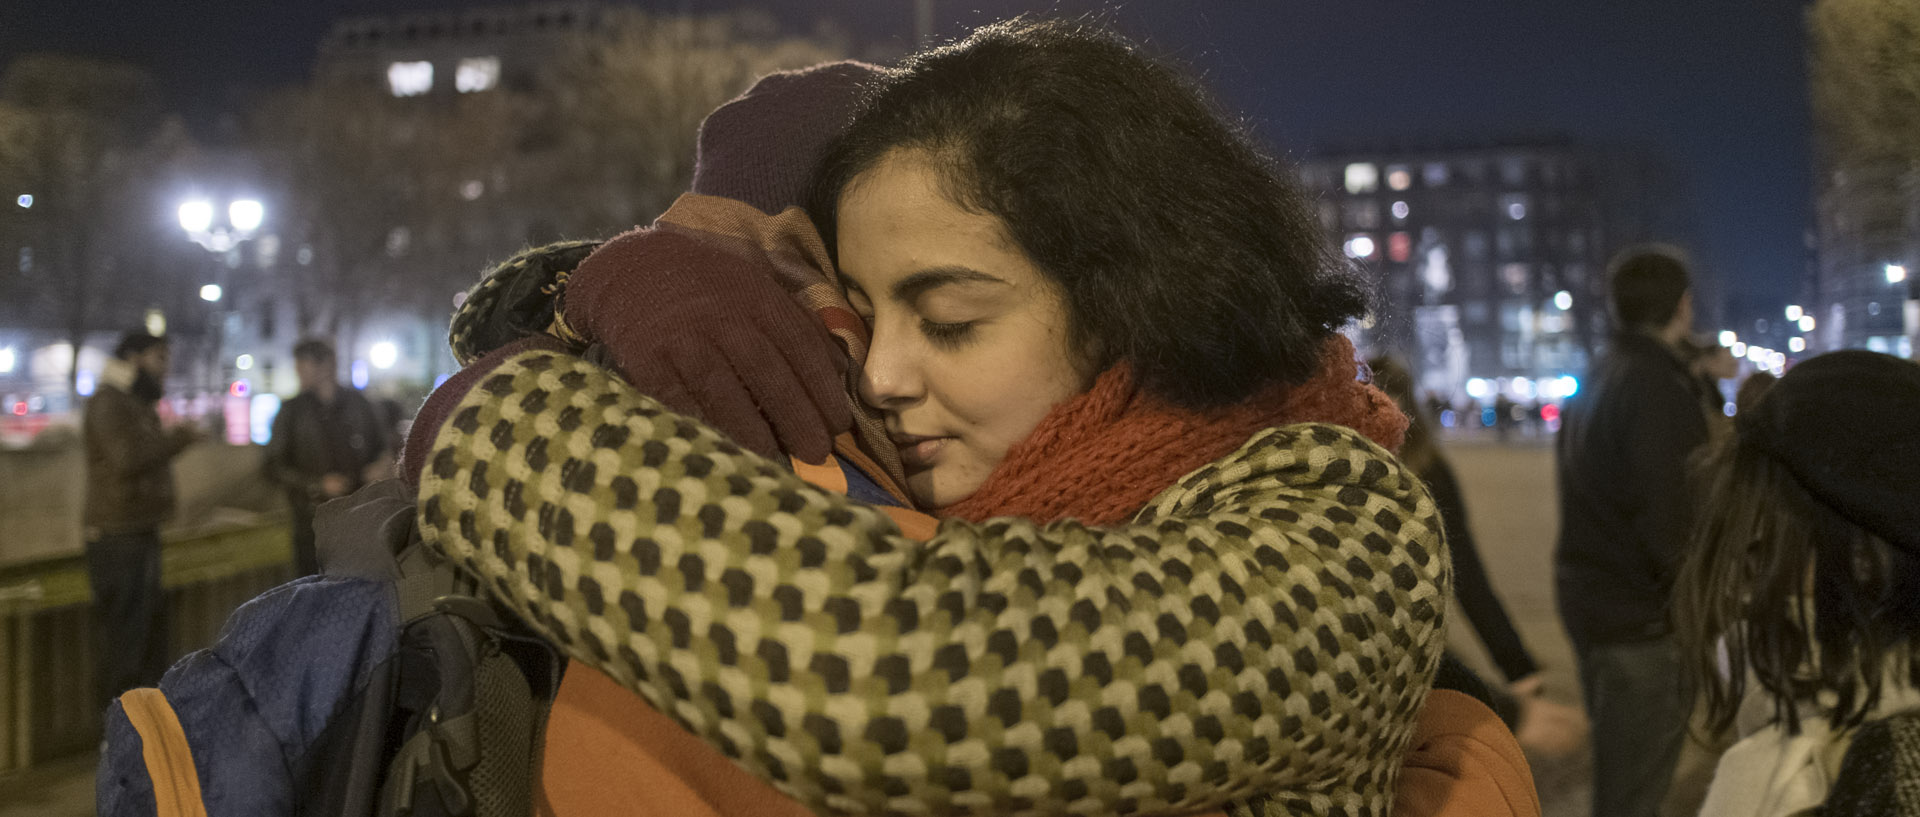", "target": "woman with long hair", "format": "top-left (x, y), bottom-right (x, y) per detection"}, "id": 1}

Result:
top-left (1368, 357), bottom-right (1586, 756)
top-left (1677, 351), bottom-right (1920, 816)
top-left (408, 18), bottom-right (1447, 816)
